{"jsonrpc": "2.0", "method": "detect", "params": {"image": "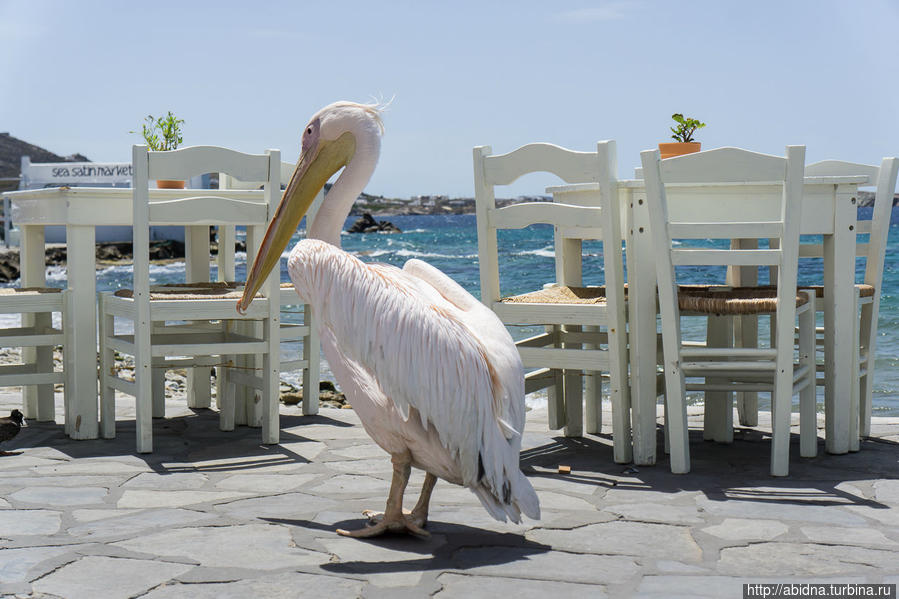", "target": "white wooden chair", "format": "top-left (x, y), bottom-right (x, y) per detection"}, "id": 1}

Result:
top-left (217, 161), bottom-right (322, 421)
top-left (98, 145), bottom-right (281, 453)
top-left (640, 146), bottom-right (817, 476)
top-left (474, 140), bottom-right (631, 464)
top-left (0, 287), bottom-right (68, 422)
top-left (795, 158), bottom-right (899, 449)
